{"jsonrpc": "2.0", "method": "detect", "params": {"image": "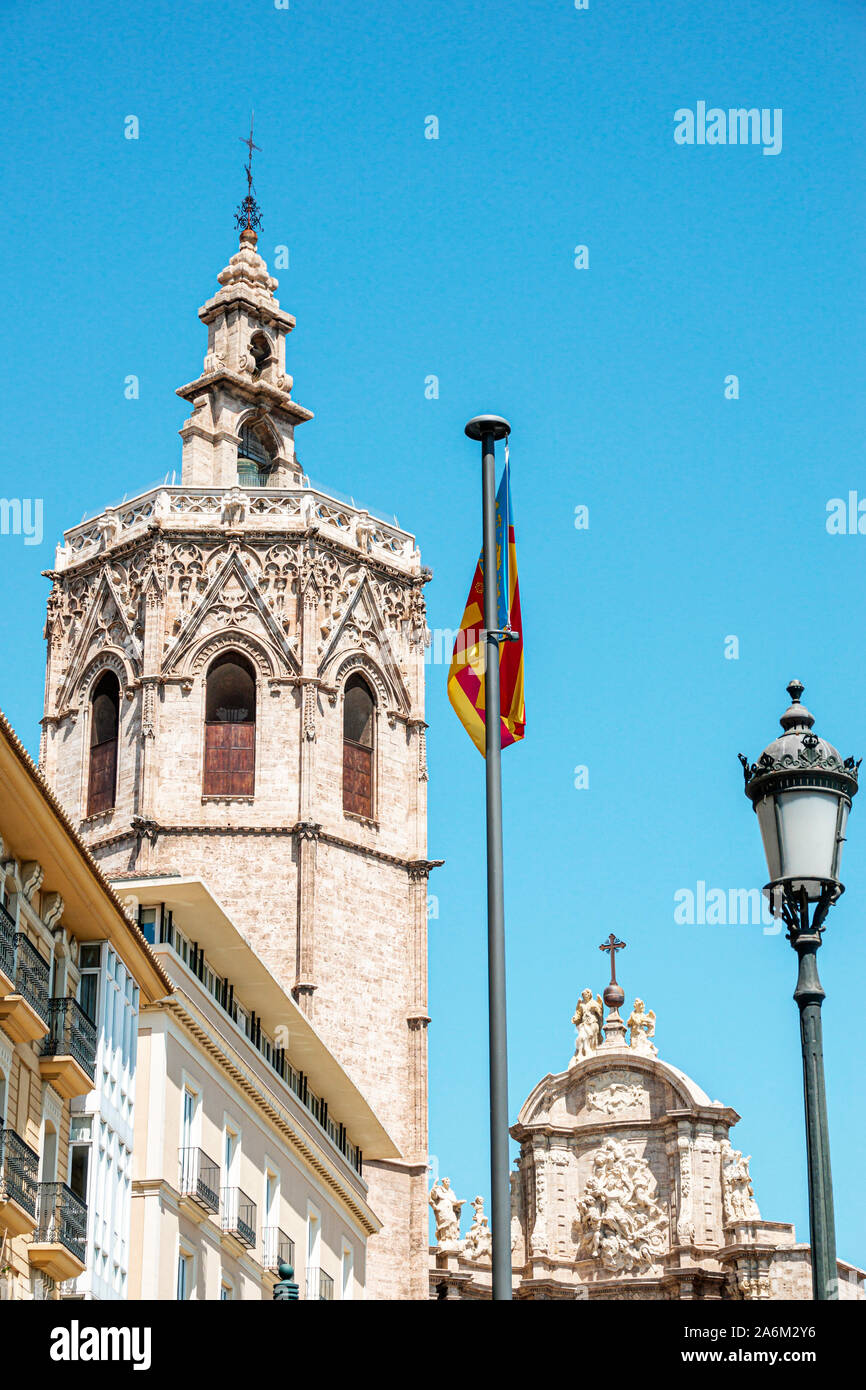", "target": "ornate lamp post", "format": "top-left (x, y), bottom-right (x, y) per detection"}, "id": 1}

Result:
top-left (739, 680), bottom-right (860, 1300)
